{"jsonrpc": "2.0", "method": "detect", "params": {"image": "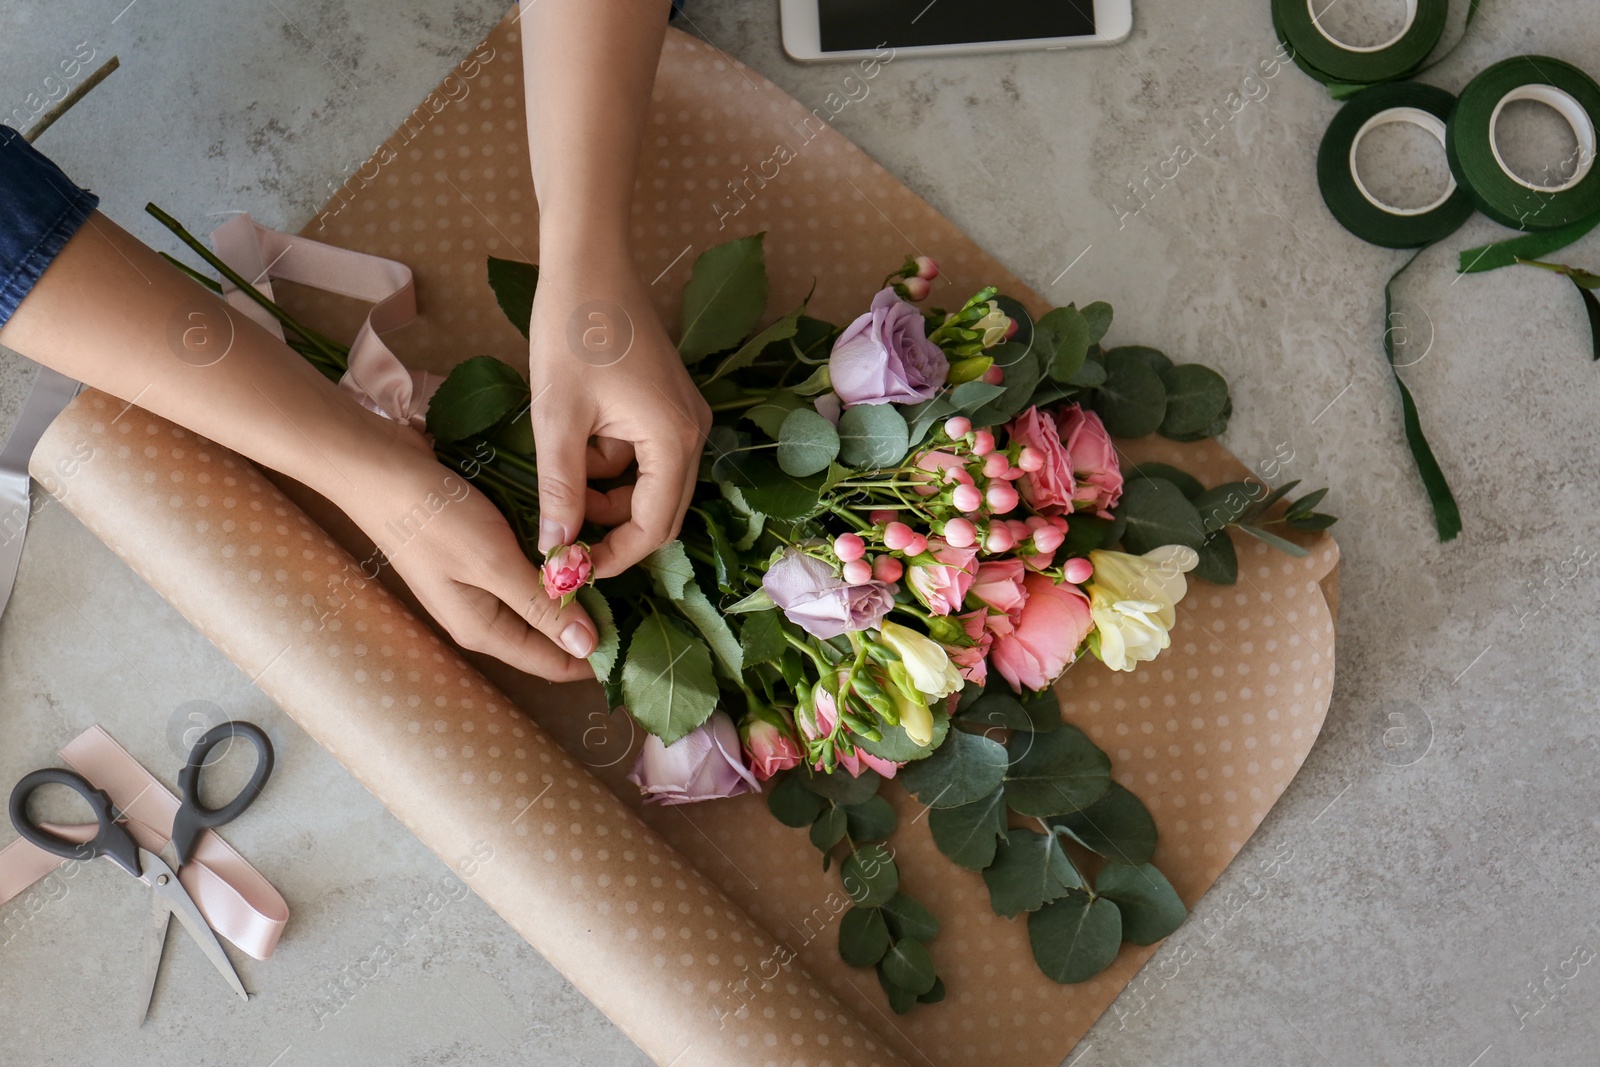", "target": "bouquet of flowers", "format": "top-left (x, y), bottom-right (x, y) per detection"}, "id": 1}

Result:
top-left (150, 207), bottom-right (1335, 1012)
